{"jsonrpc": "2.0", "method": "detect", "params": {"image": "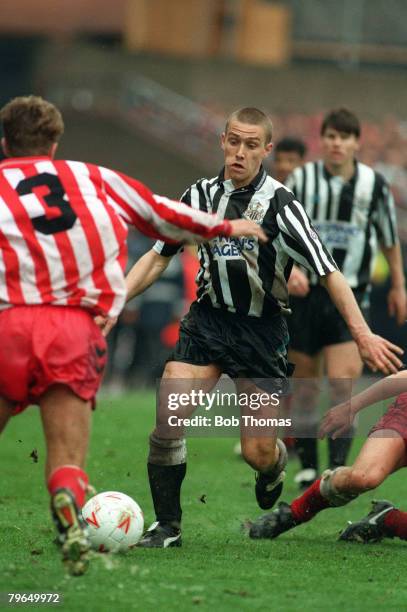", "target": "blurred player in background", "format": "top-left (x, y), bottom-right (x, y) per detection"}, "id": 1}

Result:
top-left (286, 108), bottom-right (406, 489)
top-left (273, 137), bottom-right (307, 184)
top-left (249, 368), bottom-right (407, 543)
top-left (0, 96), bottom-right (265, 574)
top-left (122, 107), bottom-right (403, 548)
